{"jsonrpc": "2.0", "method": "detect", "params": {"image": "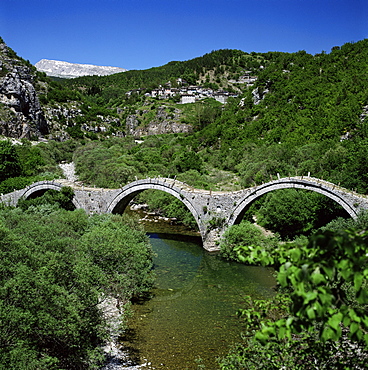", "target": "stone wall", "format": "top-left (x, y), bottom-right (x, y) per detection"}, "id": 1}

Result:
top-left (2, 176), bottom-right (368, 252)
